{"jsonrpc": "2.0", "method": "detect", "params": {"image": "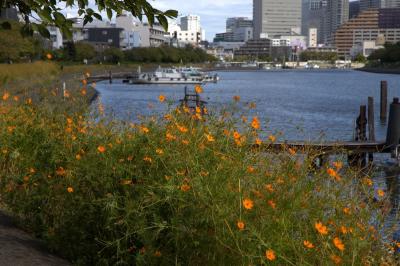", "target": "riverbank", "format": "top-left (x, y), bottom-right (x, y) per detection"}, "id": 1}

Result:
top-left (357, 67), bottom-right (400, 75)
